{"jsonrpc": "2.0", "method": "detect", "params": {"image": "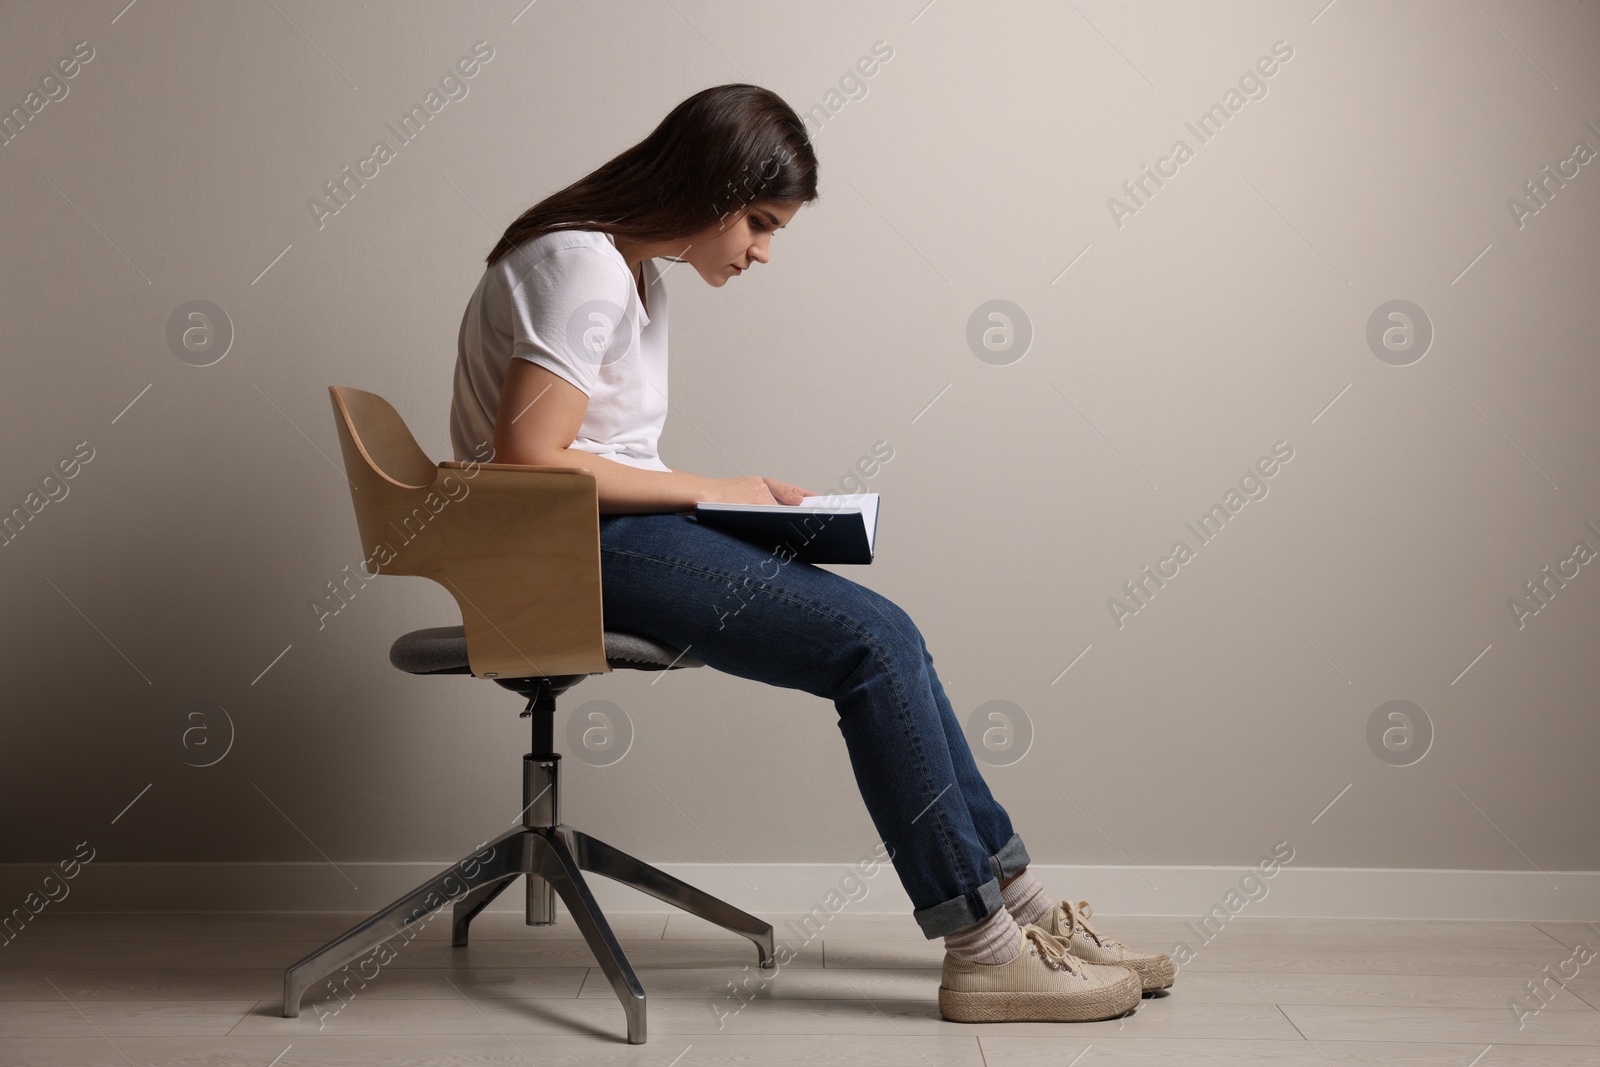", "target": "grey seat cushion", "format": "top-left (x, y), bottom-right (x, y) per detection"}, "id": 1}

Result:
top-left (389, 625), bottom-right (703, 676)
